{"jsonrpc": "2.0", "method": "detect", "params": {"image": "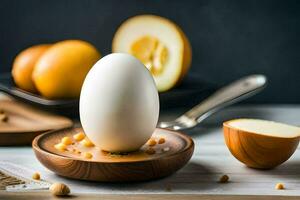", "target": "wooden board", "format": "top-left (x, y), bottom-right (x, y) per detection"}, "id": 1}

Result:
top-left (1, 104), bottom-right (300, 196)
top-left (0, 193), bottom-right (298, 200)
top-left (0, 100), bottom-right (73, 145)
top-left (32, 127), bottom-right (194, 182)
